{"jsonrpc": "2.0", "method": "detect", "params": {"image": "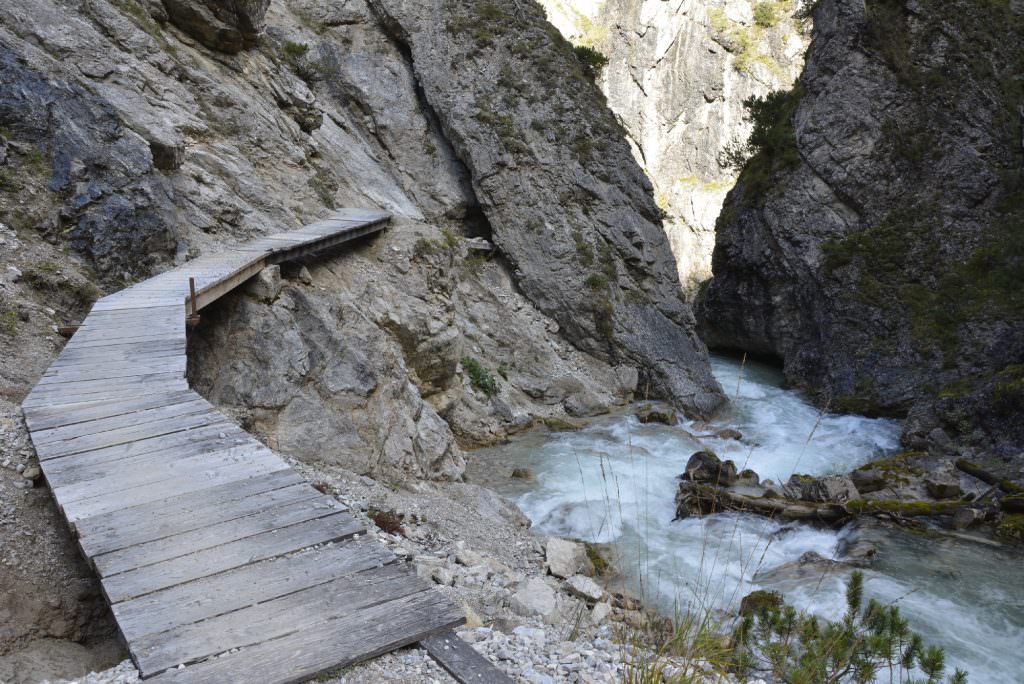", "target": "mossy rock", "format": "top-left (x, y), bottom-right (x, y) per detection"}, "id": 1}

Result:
top-left (582, 541), bottom-right (611, 577)
top-left (541, 416), bottom-right (579, 432)
top-left (845, 499), bottom-right (962, 517)
top-left (635, 404), bottom-right (678, 426)
top-left (510, 467), bottom-right (534, 481)
top-left (739, 589), bottom-right (784, 617)
top-left (996, 514), bottom-right (1024, 543)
